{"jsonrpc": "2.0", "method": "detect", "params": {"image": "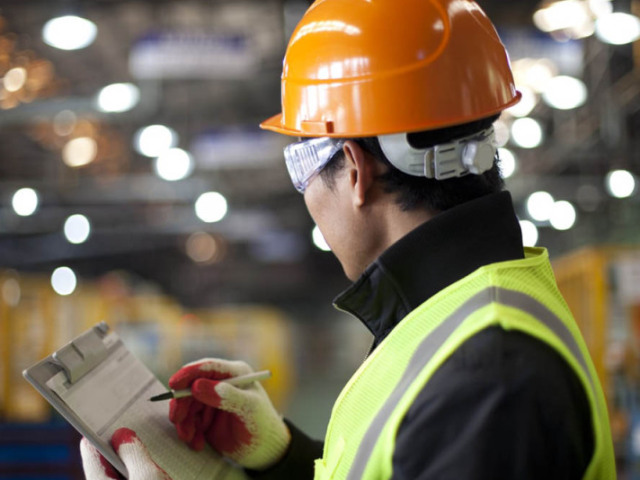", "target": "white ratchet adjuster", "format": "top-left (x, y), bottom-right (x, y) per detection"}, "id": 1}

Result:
top-left (378, 127), bottom-right (497, 180)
